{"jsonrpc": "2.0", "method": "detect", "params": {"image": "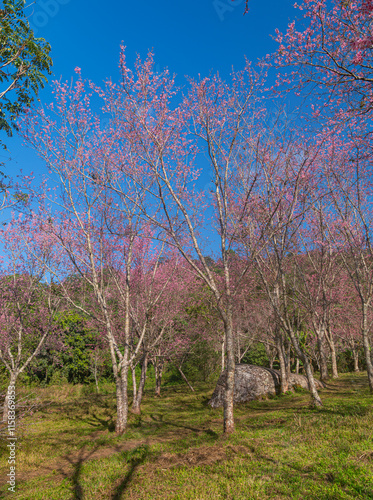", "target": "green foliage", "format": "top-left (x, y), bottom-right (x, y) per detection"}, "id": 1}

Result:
top-left (0, 0), bottom-right (52, 153)
top-left (182, 340), bottom-right (221, 382)
top-left (57, 312), bottom-right (96, 384)
top-left (48, 369), bottom-right (68, 386)
top-left (30, 311), bottom-right (112, 385)
top-left (241, 342), bottom-right (270, 367)
top-left (337, 349), bottom-right (366, 373)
